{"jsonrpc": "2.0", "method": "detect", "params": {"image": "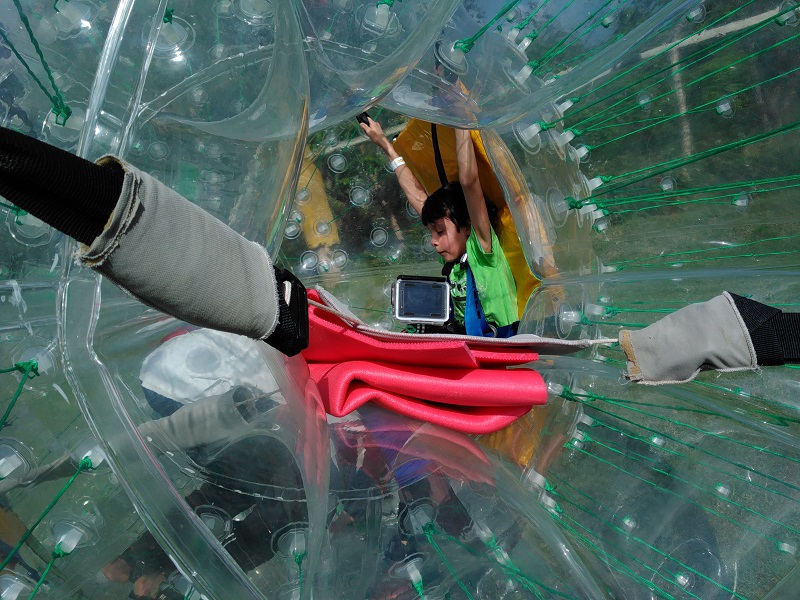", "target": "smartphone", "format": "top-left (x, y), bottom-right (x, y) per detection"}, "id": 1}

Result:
top-left (392, 276), bottom-right (451, 324)
top-left (356, 112), bottom-right (370, 125)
